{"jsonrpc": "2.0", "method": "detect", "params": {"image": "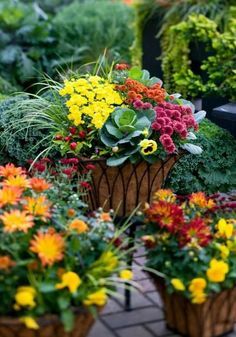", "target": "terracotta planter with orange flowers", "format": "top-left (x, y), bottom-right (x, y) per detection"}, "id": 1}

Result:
top-left (0, 308), bottom-right (97, 337)
top-left (79, 156), bottom-right (180, 217)
top-left (152, 276), bottom-right (236, 337)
